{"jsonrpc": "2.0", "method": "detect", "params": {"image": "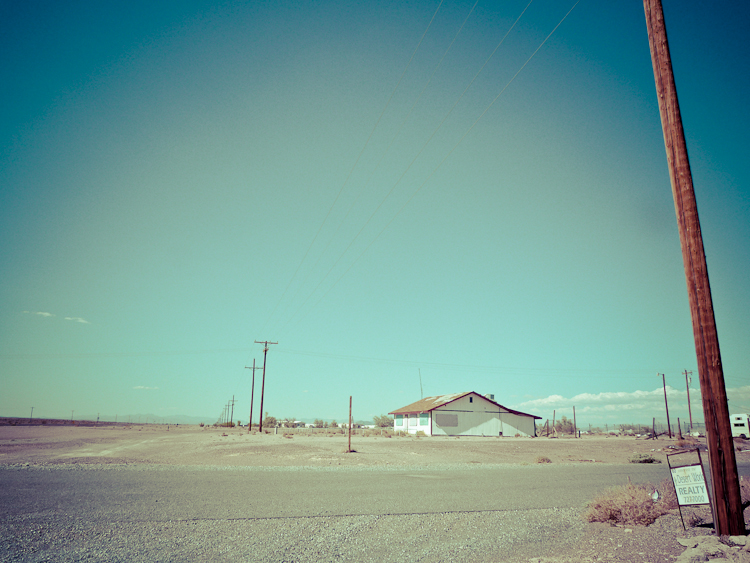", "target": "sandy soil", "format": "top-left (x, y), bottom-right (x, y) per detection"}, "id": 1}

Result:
top-left (2, 423), bottom-right (749, 562)
top-left (3, 423), bottom-right (741, 468)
